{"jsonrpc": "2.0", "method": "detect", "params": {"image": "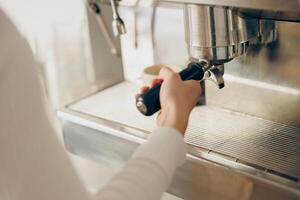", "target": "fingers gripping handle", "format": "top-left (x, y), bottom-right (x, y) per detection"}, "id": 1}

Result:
top-left (136, 62), bottom-right (206, 116)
